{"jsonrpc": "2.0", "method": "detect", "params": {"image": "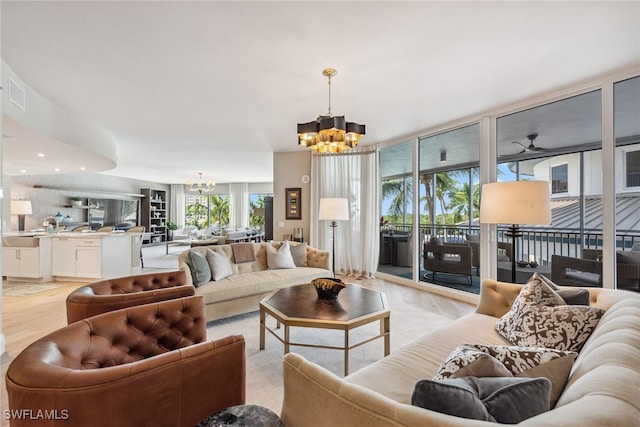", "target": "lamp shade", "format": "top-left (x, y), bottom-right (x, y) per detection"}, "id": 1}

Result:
top-left (318, 198), bottom-right (349, 221)
top-left (11, 200), bottom-right (33, 215)
top-left (480, 181), bottom-right (551, 225)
